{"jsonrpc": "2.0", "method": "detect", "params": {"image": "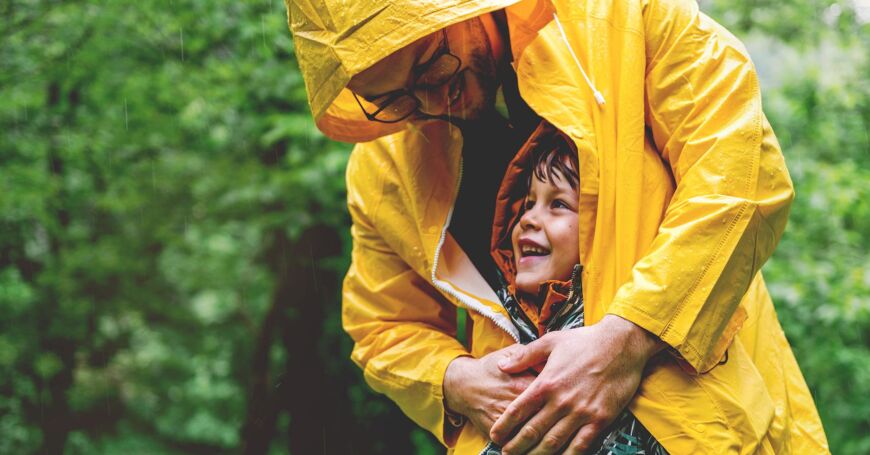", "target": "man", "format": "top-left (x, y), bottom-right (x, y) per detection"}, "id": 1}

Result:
top-left (284, 0), bottom-right (829, 453)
